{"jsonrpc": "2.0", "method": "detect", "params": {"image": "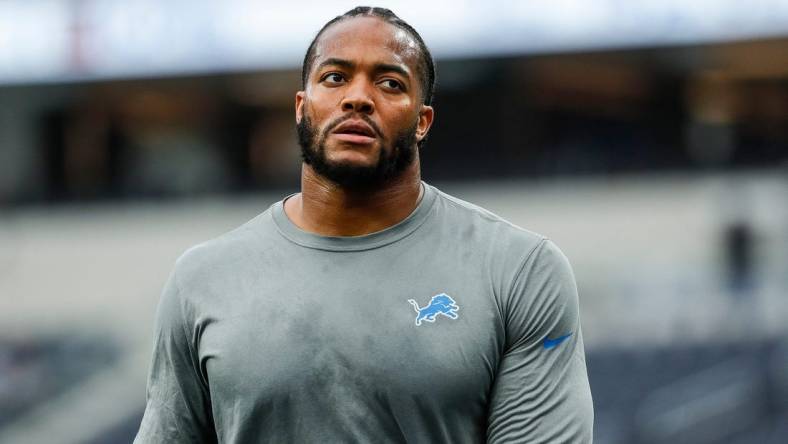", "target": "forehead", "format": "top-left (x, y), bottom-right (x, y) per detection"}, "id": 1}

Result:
top-left (313, 16), bottom-right (420, 73)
